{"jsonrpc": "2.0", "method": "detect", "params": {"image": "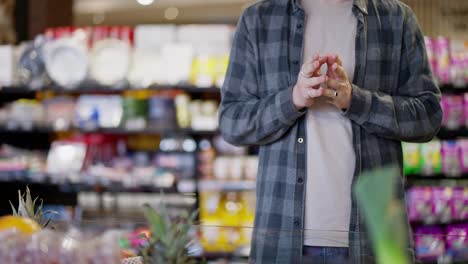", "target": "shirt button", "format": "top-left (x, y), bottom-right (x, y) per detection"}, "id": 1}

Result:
top-left (293, 60), bottom-right (299, 65)
top-left (296, 24), bottom-right (303, 29)
top-left (298, 138), bottom-right (304, 144)
top-left (294, 219), bottom-right (301, 227)
top-left (297, 177), bottom-right (304, 183)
